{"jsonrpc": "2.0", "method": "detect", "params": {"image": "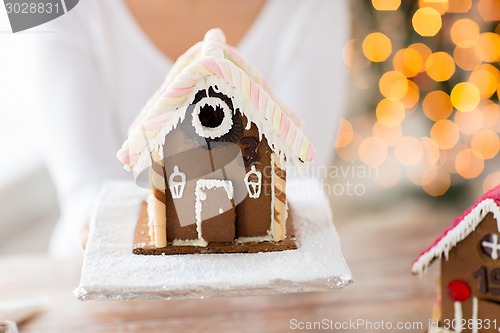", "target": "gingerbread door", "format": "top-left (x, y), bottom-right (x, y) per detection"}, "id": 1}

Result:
top-left (196, 179), bottom-right (236, 243)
